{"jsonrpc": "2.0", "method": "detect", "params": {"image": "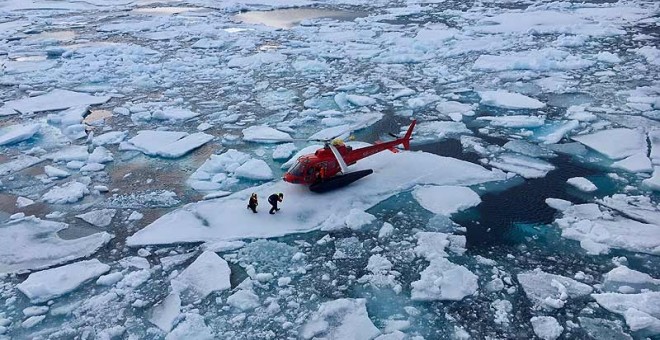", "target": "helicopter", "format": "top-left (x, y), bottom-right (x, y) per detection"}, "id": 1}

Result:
top-left (283, 120), bottom-right (416, 193)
